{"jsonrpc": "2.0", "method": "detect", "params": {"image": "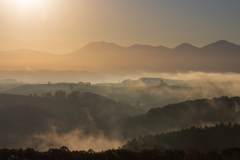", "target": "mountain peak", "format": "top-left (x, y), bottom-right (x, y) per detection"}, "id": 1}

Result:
top-left (128, 44), bottom-right (169, 51)
top-left (81, 41), bottom-right (124, 50)
top-left (215, 40), bottom-right (230, 44)
top-left (128, 44), bottom-right (157, 50)
top-left (202, 40), bottom-right (239, 50)
top-left (173, 43), bottom-right (199, 50)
